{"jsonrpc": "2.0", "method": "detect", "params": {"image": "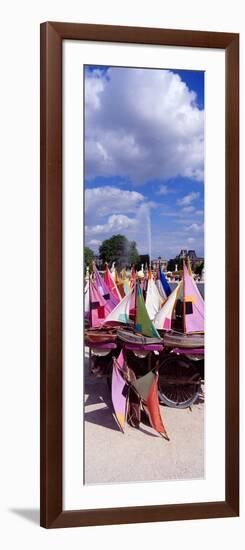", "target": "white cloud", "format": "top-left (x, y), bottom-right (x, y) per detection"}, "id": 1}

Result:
top-left (187, 237), bottom-right (195, 243)
top-left (85, 185), bottom-right (158, 244)
top-left (177, 192), bottom-right (200, 206)
top-left (85, 73), bottom-right (104, 110)
top-left (86, 214), bottom-right (137, 236)
top-left (88, 239), bottom-right (102, 246)
top-left (85, 190), bottom-right (154, 256)
top-left (85, 186), bottom-right (145, 223)
top-left (185, 223), bottom-right (204, 233)
top-left (85, 68), bottom-right (204, 184)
